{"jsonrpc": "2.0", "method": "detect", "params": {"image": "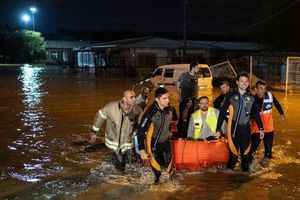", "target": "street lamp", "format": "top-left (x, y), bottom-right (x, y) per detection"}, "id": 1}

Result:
top-left (29, 6), bottom-right (37, 31)
top-left (21, 13), bottom-right (31, 28)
